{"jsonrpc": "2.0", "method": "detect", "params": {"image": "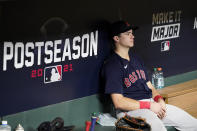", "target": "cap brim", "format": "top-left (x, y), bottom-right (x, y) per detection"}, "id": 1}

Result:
top-left (110, 20), bottom-right (139, 37)
top-left (117, 25), bottom-right (139, 35)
